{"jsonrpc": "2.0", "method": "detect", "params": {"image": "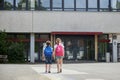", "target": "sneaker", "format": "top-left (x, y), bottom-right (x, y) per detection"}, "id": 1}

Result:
top-left (48, 71), bottom-right (51, 73)
top-left (60, 69), bottom-right (62, 73)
